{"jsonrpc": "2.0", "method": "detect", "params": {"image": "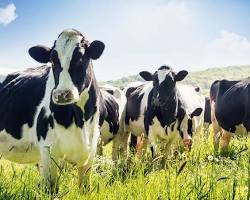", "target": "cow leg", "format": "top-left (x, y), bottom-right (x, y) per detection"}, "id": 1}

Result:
top-left (129, 134), bottom-right (138, 154)
top-left (77, 162), bottom-right (92, 193)
top-left (136, 134), bottom-right (148, 159)
top-left (39, 146), bottom-right (59, 194)
top-left (112, 130), bottom-right (130, 160)
top-left (211, 101), bottom-right (221, 151)
top-left (212, 120), bottom-right (222, 152)
top-left (96, 137), bottom-right (103, 156)
top-left (221, 129), bottom-right (231, 152)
